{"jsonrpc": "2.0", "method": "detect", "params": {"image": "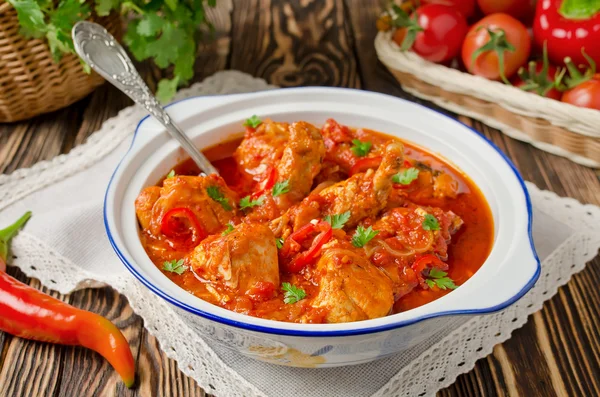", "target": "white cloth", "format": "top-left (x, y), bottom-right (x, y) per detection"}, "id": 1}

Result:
top-left (1, 71), bottom-right (599, 397)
